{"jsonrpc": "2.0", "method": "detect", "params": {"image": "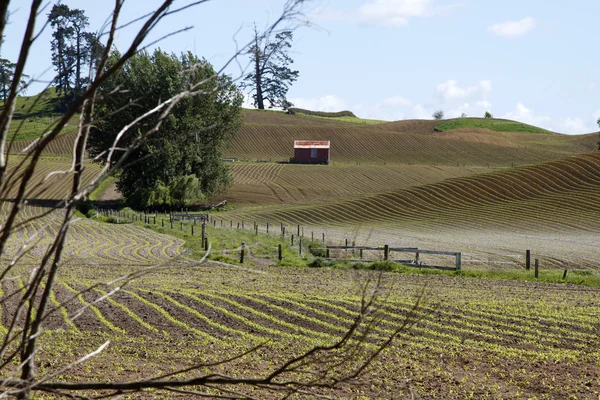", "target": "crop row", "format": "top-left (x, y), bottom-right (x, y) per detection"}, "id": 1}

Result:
top-left (227, 123), bottom-right (591, 166)
top-left (227, 152), bottom-right (600, 235)
top-left (7, 279), bottom-right (591, 366)
top-left (225, 163), bottom-right (487, 206)
top-left (0, 204), bottom-right (184, 266)
top-left (7, 131), bottom-right (79, 156)
top-left (1, 156), bottom-right (101, 201)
